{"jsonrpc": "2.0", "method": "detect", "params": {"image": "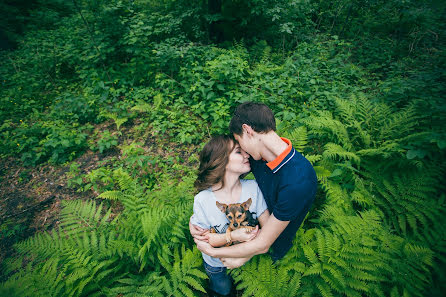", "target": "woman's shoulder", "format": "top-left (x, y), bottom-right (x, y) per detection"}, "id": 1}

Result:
top-left (194, 189), bottom-right (213, 203)
top-left (241, 178), bottom-right (260, 191)
top-left (241, 178), bottom-right (258, 185)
